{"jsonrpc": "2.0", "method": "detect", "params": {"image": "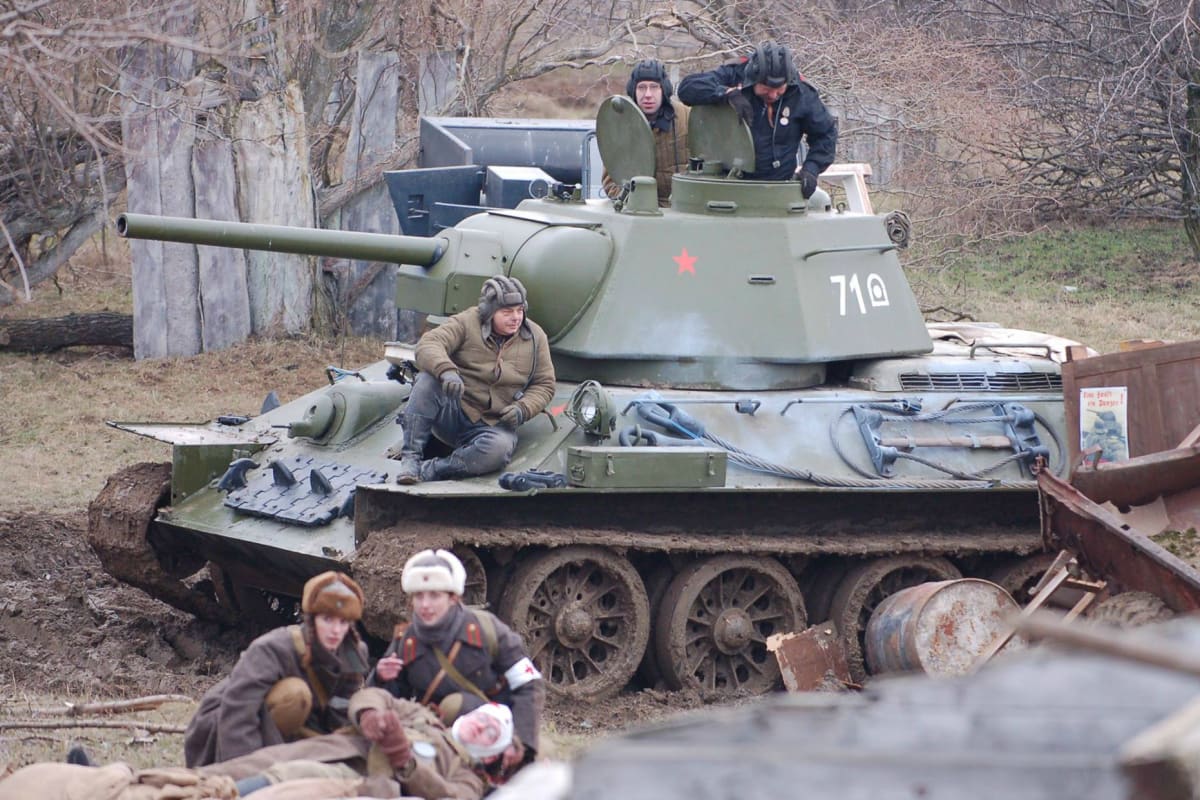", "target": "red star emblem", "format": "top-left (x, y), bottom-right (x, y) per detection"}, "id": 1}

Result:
top-left (673, 248), bottom-right (697, 275)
